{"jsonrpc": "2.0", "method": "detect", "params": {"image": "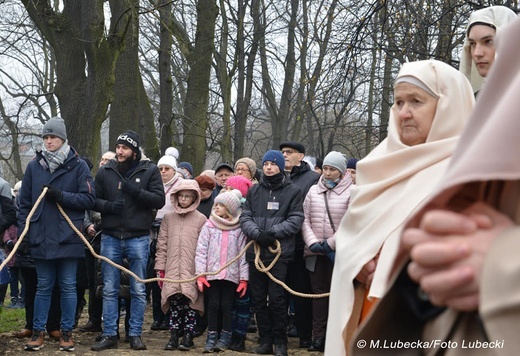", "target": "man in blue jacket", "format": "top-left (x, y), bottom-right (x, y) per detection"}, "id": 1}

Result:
top-left (20, 117), bottom-right (95, 352)
top-left (91, 130), bottom-right (164, 351)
